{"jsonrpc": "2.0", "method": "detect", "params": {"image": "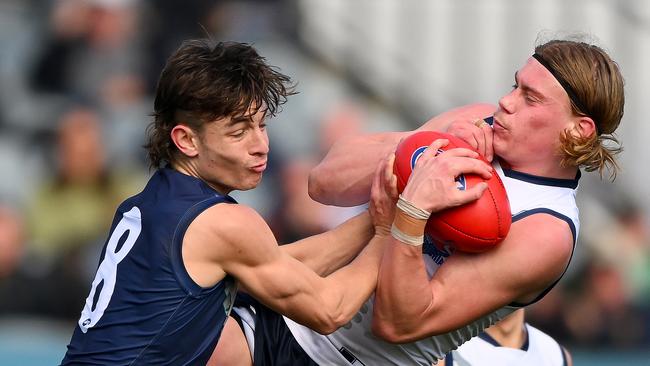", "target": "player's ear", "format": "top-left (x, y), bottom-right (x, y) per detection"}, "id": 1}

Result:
top-left (570, 116), bottom-right (597, 139)
top-left (171, 125), bottom-right (200, 158)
